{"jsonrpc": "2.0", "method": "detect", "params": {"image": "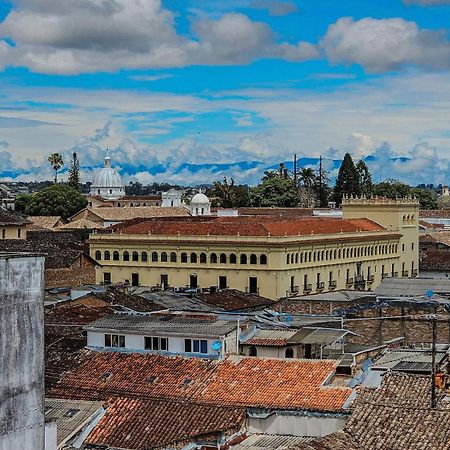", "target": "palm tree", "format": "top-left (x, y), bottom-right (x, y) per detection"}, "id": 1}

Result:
top-left (48, 153), bottom-right (64, 183)
top-left (299, 167), bottom-right (316, 189)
